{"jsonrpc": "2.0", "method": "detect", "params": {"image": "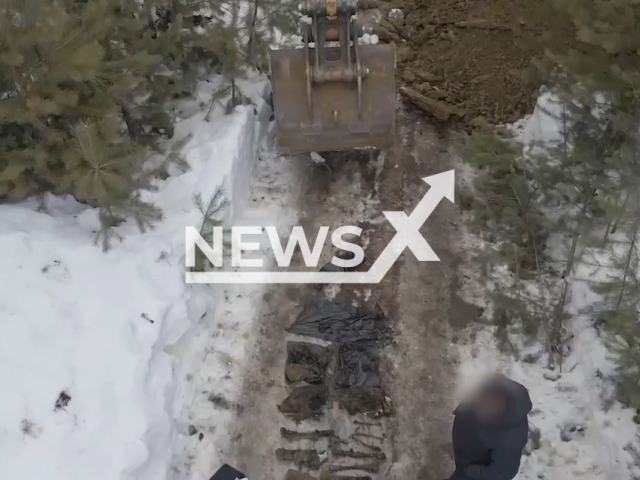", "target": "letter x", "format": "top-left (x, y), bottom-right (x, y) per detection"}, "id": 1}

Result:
top-left (383, 211), bottom-right (439, 261)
